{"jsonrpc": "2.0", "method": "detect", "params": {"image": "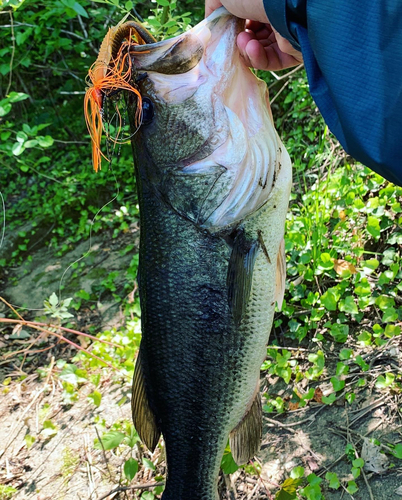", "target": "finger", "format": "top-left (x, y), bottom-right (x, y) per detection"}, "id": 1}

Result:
top-left (237, 30), bottom-right (256, 54)
top-left (205, 0), bottom-right (223, 18)
top-left (243, 38), bottom-right (269, 70)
